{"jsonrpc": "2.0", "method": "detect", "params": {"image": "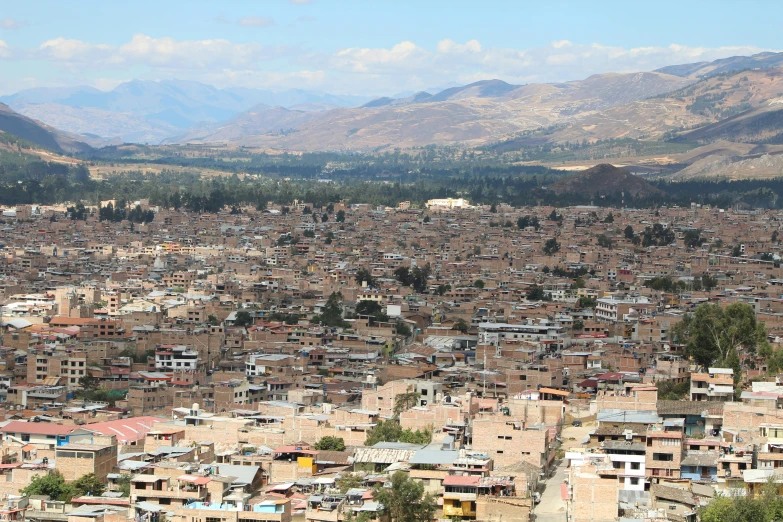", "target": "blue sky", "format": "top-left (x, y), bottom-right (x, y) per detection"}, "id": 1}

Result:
top-left (0, 0), bottom-right (779, 95)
